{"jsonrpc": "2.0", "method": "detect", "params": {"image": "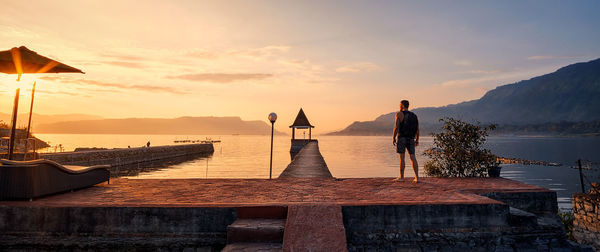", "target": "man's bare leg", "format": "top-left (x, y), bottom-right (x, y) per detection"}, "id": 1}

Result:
top-left (409, 153), bottom-right (419, 183)
top-left (394, 153), bottom-right (406, 181)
